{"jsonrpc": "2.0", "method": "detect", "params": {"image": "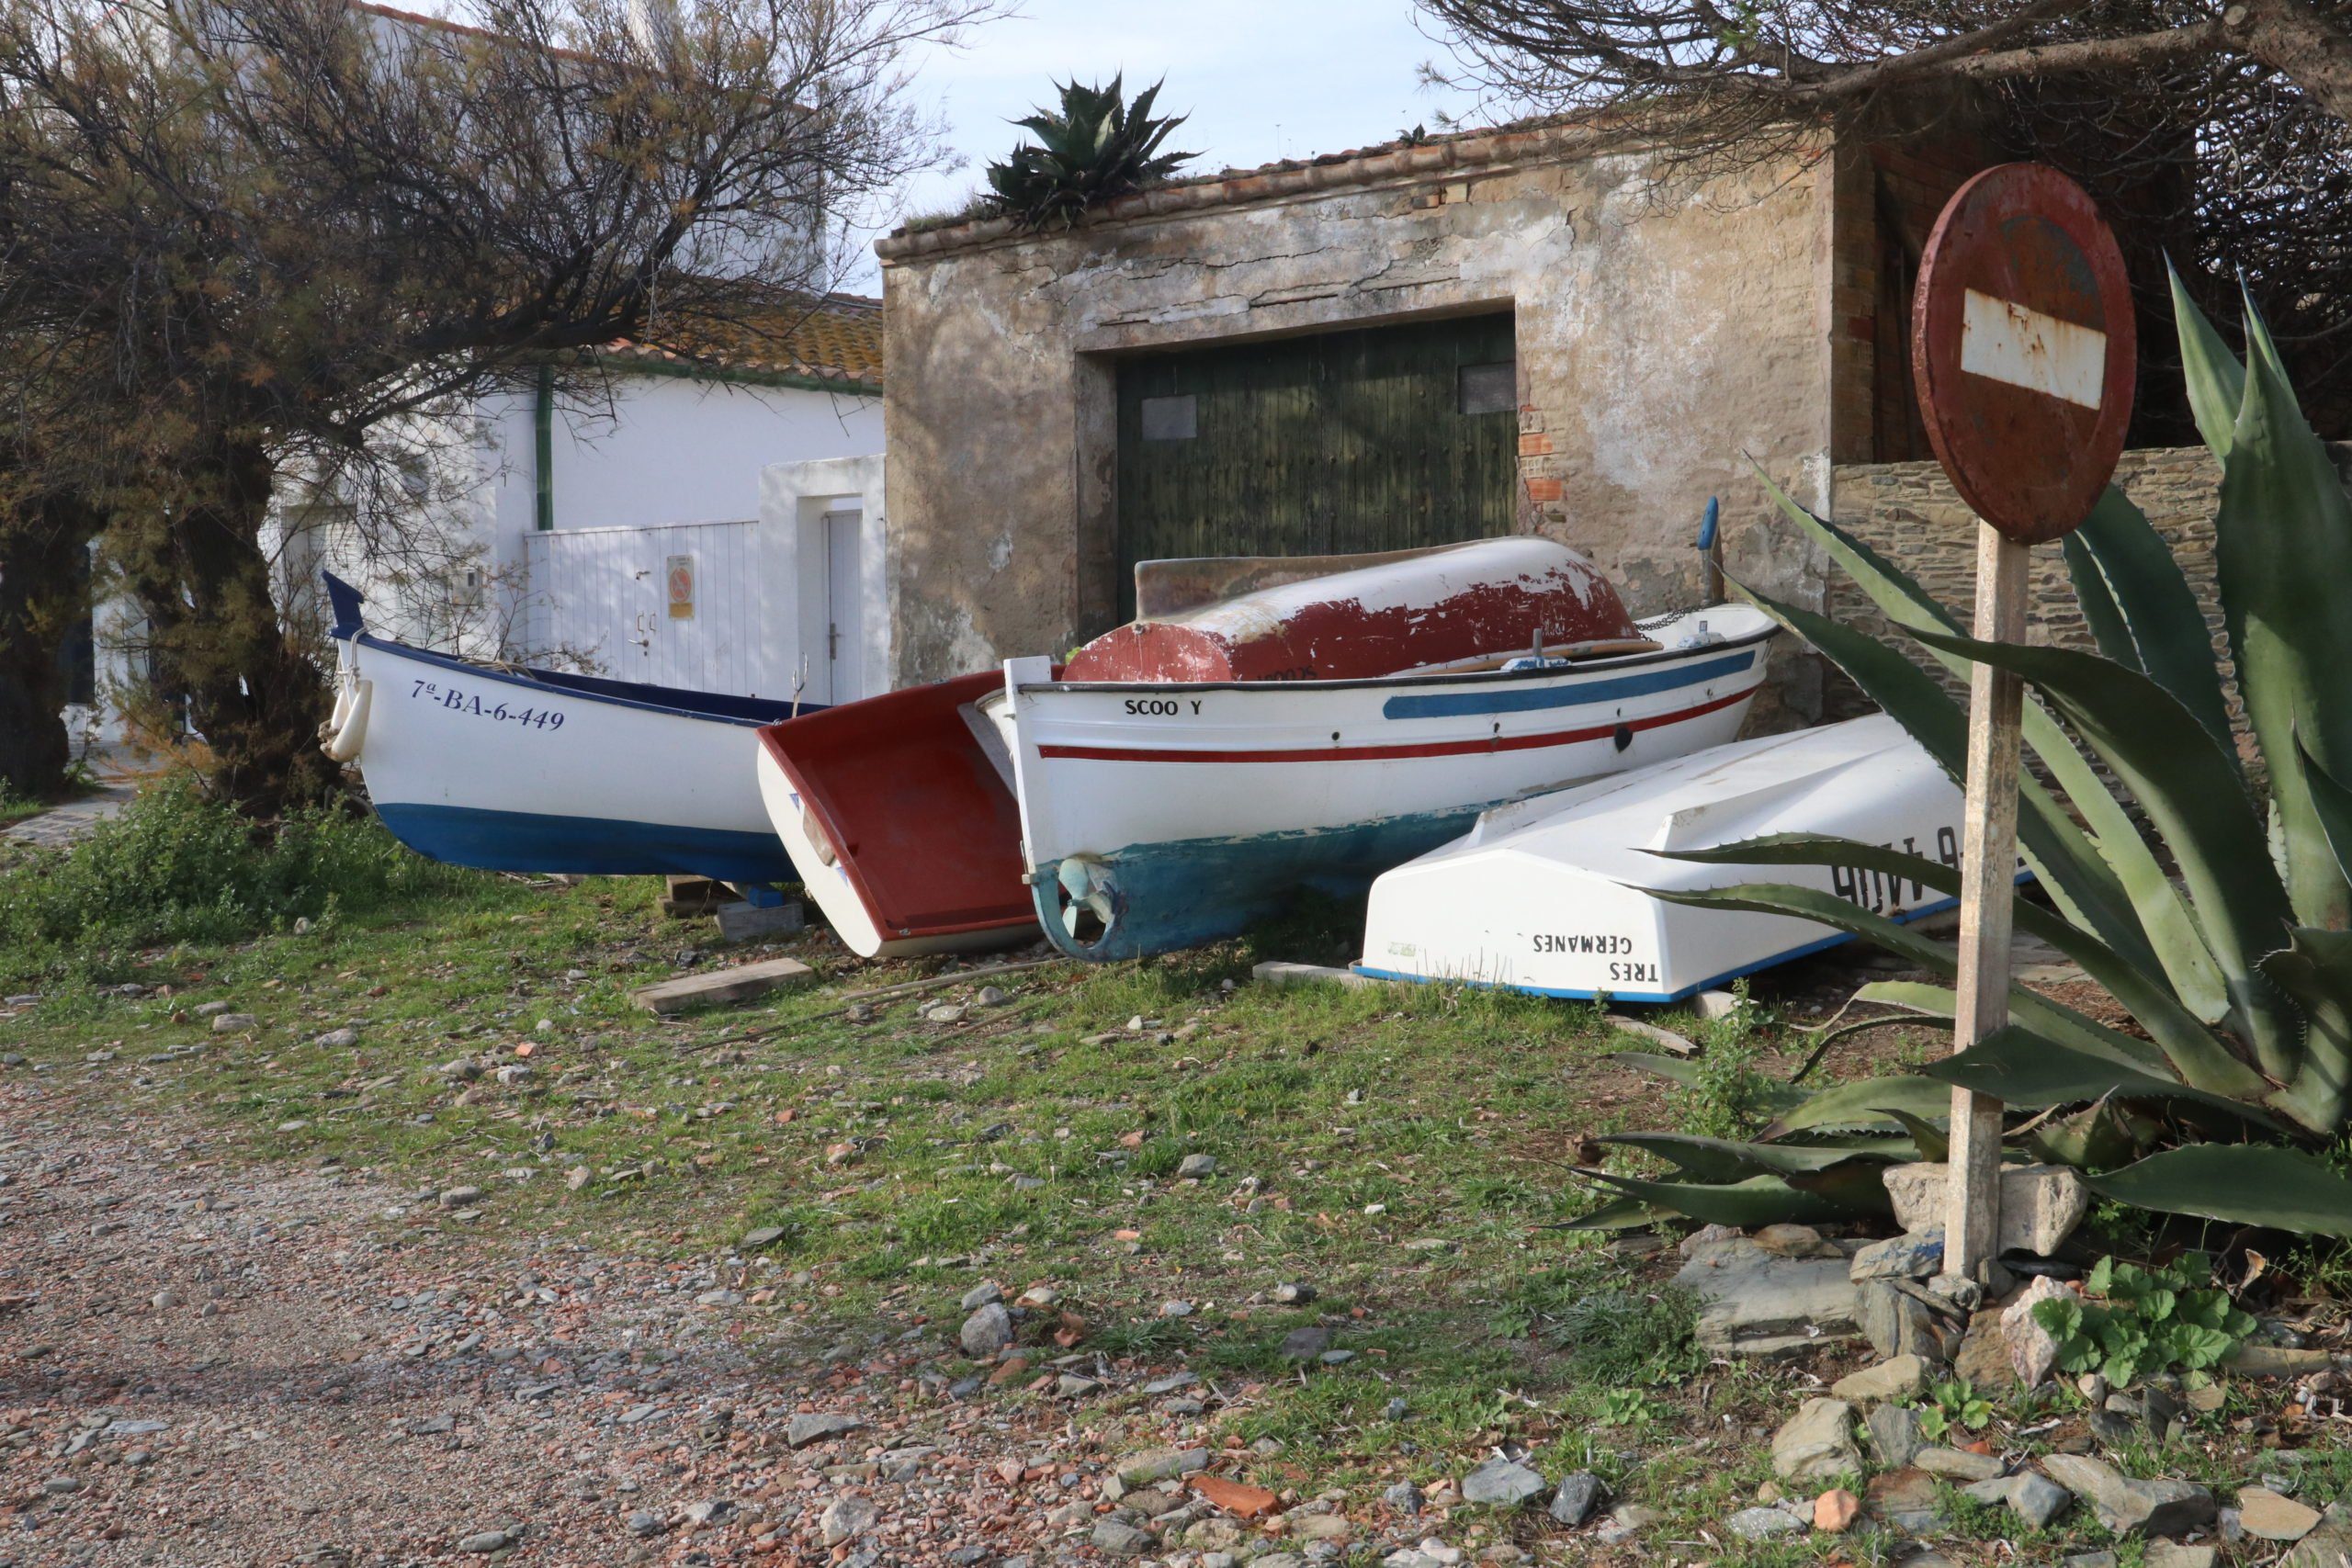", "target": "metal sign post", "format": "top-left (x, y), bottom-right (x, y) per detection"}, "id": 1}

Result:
top-left (1910, 164), bottom-right (2136, 1282)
